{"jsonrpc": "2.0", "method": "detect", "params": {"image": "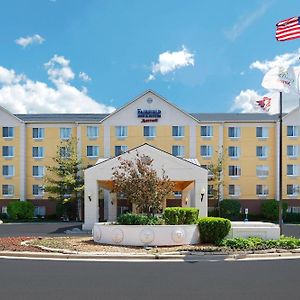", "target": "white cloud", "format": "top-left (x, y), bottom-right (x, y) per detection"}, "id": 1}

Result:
top-left (225, 2), bottom-right (269, 41)
top-left (79, 71), bottom-right (91, 82)
top-left (232, 49), bottom-right (300, 113)
top-left (147, 46), bottom-right (194, 81)
top-left (0, 56), bottom-right (115, 114)
top-left (15, 34), bottom-right (45, 48)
